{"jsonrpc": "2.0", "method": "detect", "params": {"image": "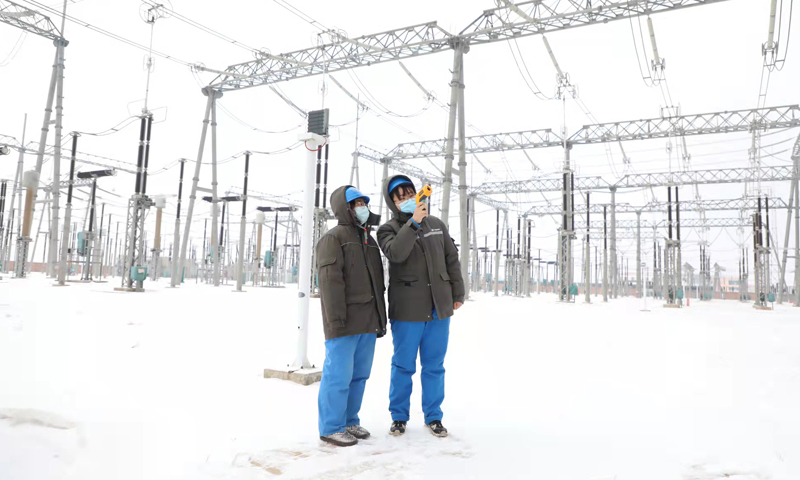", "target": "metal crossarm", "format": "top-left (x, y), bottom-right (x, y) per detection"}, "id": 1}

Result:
top-left (570, 105), bottom-right (800, 145)
top-left (460, 0), bottom-right (730, 45)
top-left (471, 174), bottom-right (608, 195)
top-left (638, 196), bottom-right (789, 213)
top-left (0, 0), bottom-right (61, 40)
top-left (42, 171), bottom-right (118, 192)
top-left (526, 197), bottom-right (790, 216)
top-left (525, 202), bottom-right (631, 216)
top-left (226, 187), bottom-right (301, 209)
top-left (388, 129), bottom-right (562, 160)
top-left (614, 165), bottom-right (795, 188)
top-left (209, 23), bottom-right (453, 91)
top-left (357, 146), bottom-right (445, 185)
top-left (577, 217), bottom-right (749, 230)
top-left (208, 0), bottom-right (729, 92)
